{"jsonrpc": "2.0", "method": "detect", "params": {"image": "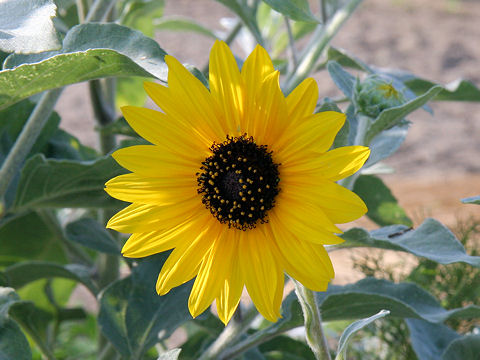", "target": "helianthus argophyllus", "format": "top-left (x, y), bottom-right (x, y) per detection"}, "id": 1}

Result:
top-left (105, 41), bottom-right (370, 324)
